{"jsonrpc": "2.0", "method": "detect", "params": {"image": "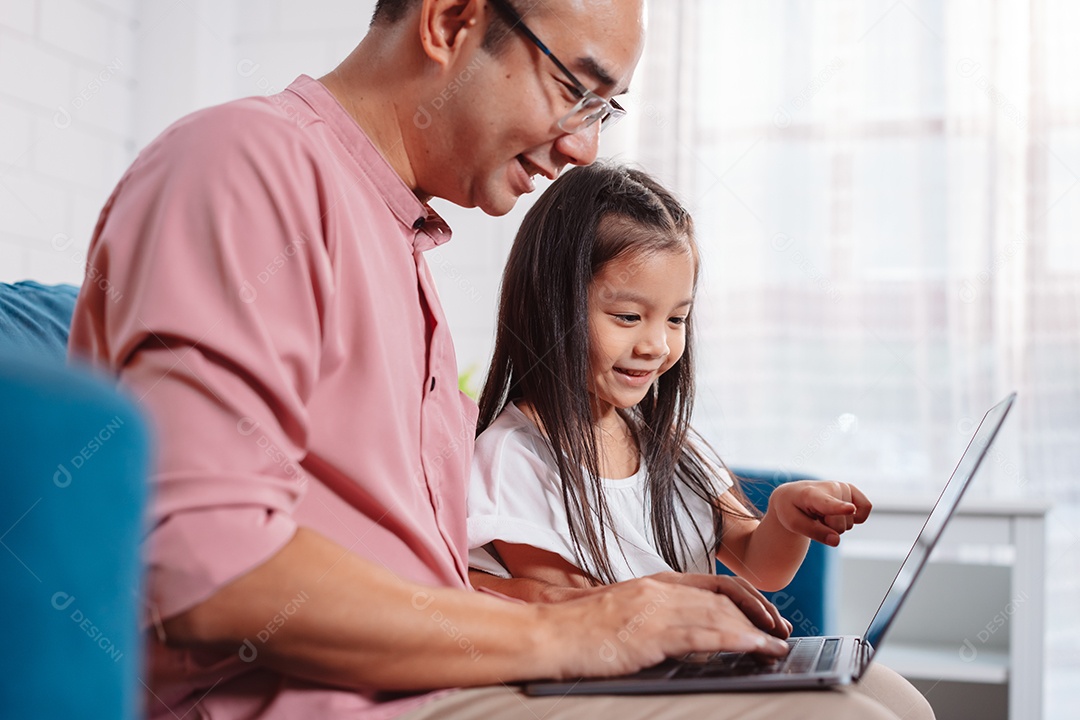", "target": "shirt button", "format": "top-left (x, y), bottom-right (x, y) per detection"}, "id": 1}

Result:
top-left (429, 376), bottom-right (436, 391)
top-left (413, 216), bottom-right (426, 230)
